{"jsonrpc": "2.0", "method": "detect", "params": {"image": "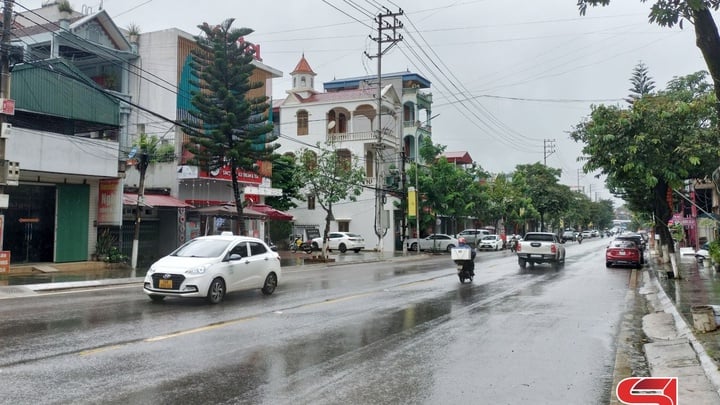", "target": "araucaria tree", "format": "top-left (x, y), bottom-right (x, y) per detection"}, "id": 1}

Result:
top-left (184, 19), bottom-right (278, 235)
top-left (295, 144), bottom-right (366, 258)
